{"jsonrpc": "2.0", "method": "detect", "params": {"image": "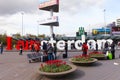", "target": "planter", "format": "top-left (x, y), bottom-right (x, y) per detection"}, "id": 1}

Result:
top-left (69, 58), bottom-right (97, 66)
top-left (38, 60), bottom-right (77, 77)
top-left (89, 51), bottom-right (106, 60)
top-left (90, 55), bottom-right (106, 60)
top-left (69, 55), bottom-right (97, 66)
